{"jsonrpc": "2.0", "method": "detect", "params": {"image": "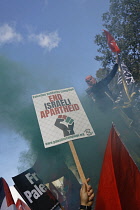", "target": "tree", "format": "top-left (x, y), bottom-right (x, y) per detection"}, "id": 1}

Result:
top-left (94, 0), bottom-right (140, 82)
top-left (96, 68), bottom-right (109, 81)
